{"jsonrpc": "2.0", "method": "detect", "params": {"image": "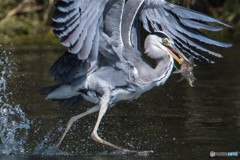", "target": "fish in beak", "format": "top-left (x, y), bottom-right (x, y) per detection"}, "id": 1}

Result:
top-left (165, 43), bottom-right (196, 87)
top-left (173, 58), bottom-right (197, 87)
